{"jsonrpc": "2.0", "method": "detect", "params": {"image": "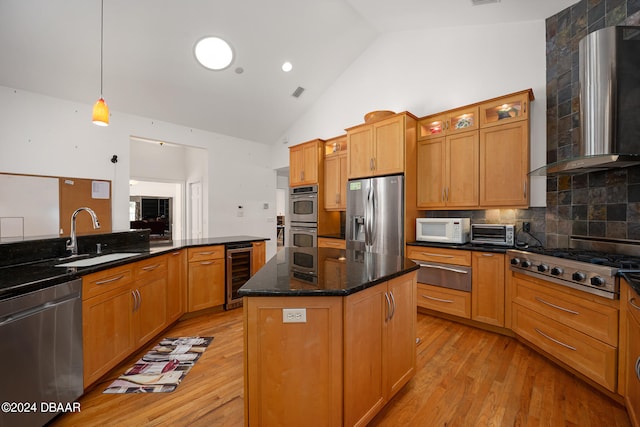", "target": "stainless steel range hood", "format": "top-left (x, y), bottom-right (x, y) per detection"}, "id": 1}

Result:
top-left (531, 26), bottom-right (640, 176)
